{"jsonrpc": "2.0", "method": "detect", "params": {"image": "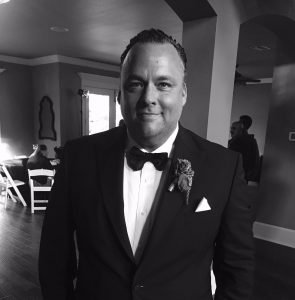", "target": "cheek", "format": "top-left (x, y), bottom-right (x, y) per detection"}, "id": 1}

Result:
top-left (164, 99), bottom-right (184, 118)
top-left (121, 95), bottom-right (137, 116)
